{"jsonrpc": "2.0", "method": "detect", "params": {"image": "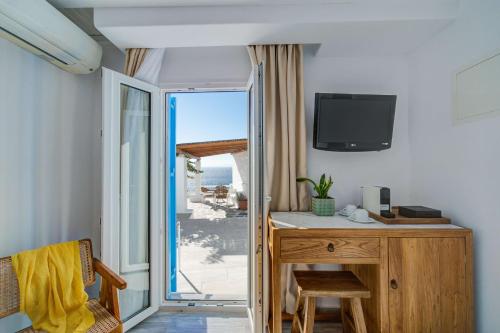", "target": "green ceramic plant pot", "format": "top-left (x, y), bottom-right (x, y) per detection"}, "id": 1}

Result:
top-left (311, 197), bottom-right (335, 216)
